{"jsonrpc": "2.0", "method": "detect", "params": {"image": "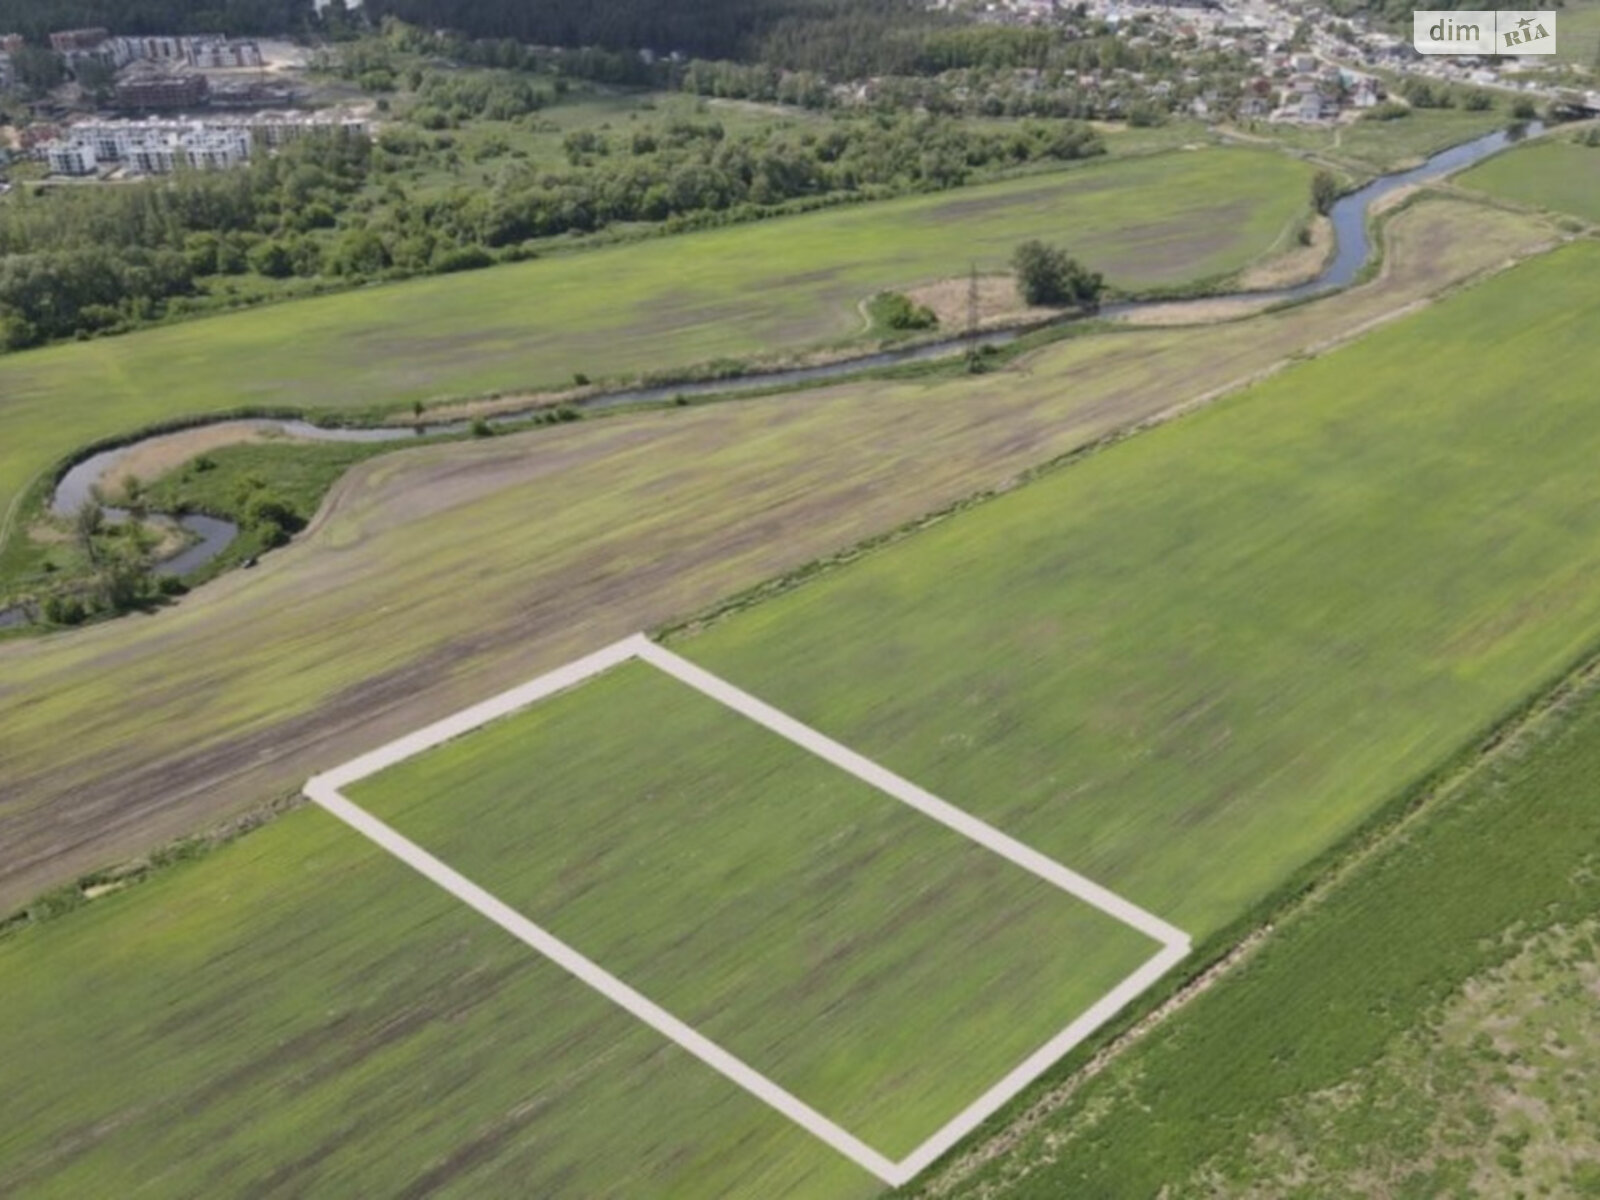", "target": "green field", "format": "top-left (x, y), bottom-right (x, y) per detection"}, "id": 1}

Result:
top-left (348, 660), bottom-right (1156, 1160)
top-left (0, 793), bottom-right (879, 1198)
top-left (0, 145), bottom-right (1310, 554)
top-left (1241, 107), bottom-right (1511, 174)
top-left (924, 632), bottom-right (1600, 1199)
top-left (0, 195), bottom-right (1553, 910)
top-left (1556, 0), bottom-right (1600, 65)
top-left (669, 240), bottom-right (1600, 944)
top-left (1457, 134), bottom-right (1600, 223)
top-left (0, 209), bottom-right (1584, 1196)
